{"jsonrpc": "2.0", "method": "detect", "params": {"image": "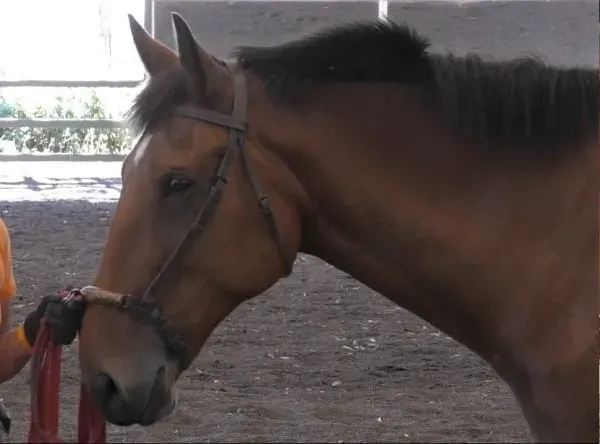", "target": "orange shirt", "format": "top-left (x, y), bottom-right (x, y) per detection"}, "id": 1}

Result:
top-left (0, 218), bottom-right (16, 301)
